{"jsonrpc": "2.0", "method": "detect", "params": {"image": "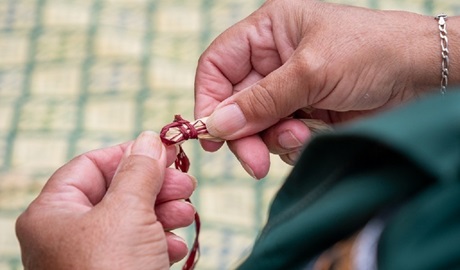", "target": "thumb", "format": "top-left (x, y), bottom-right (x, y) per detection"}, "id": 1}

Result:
top-left (205, 62), bottom-right (310, 140)
top-left (106, 131), bottom-right (167, 207)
